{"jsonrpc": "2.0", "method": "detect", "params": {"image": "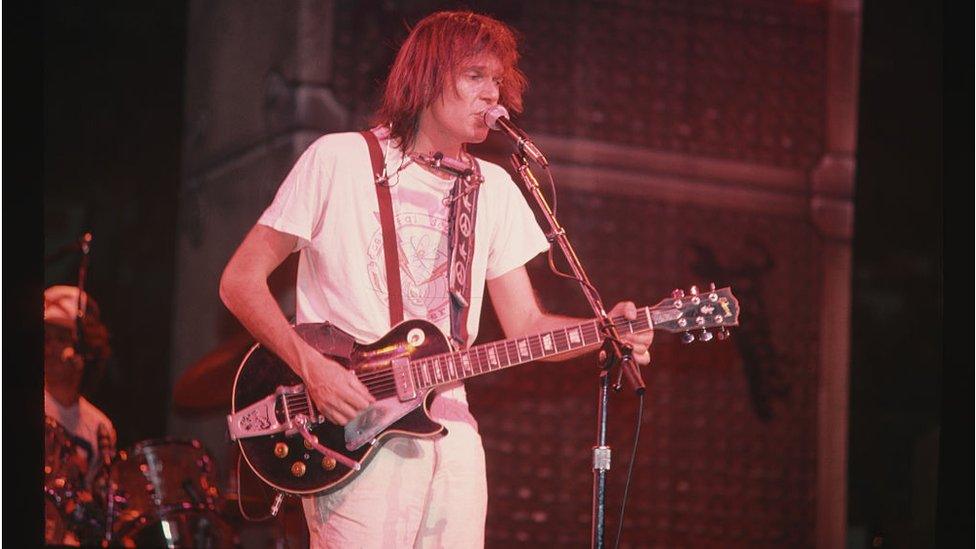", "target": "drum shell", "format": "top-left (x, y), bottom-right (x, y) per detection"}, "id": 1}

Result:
top-left (108, 438), bottom-right (222, 534)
